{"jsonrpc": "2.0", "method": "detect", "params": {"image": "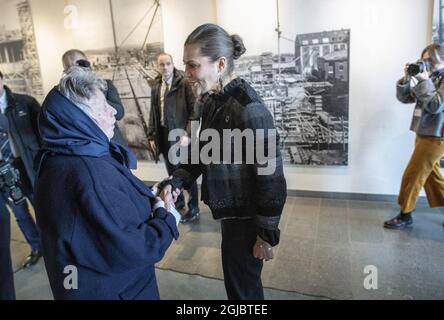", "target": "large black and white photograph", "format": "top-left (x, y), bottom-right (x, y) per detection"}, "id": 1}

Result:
top-left (235, 29), bottom-right (350, 166)
top-left (0, 0), bottom-right (44, 101)
top-left (433, 0), bottom-right (444, 44)
top-left (65, 0), bottom-right (164, 160)
top-left (1, 0), bottom-right (164, 160)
